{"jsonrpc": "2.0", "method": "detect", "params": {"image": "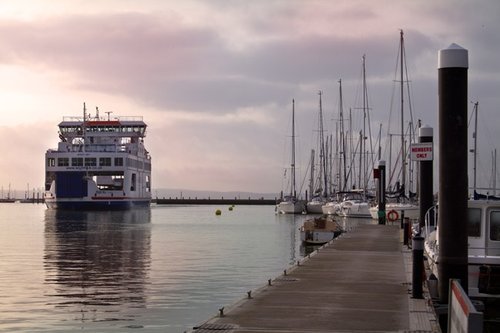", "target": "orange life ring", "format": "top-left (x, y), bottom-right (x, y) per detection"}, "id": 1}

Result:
top-left (387, 210), bottom-right (399, 222)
